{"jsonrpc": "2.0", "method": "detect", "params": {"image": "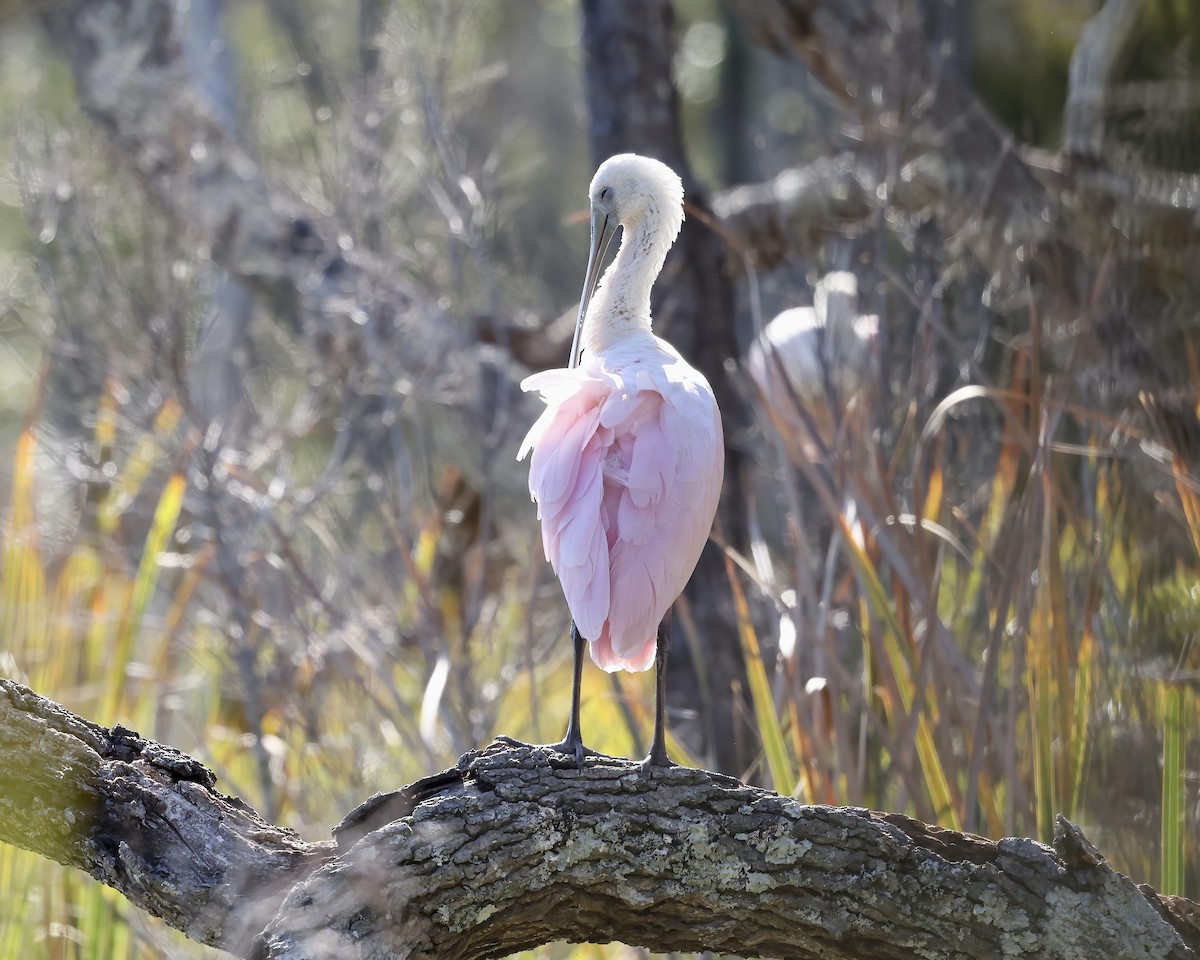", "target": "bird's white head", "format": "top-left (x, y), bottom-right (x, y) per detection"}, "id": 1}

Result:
top-left (588, 153), bottom-right (685, 244)
top-left (569, 154), bottom-right (686, 367)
